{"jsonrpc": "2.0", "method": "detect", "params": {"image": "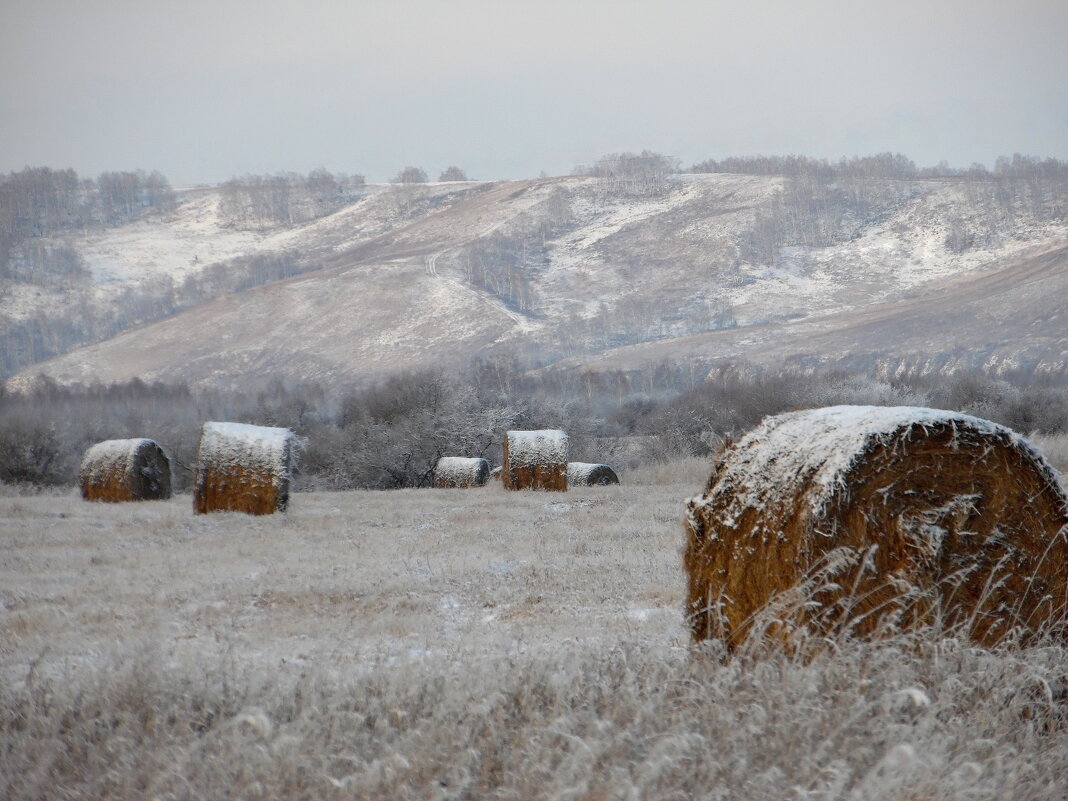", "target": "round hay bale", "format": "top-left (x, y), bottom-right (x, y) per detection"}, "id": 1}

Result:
top-left (503, 430), bottom-right (569, 491)
top-left (490, 465), bottom-right (503, 481)
top-left (567, 462), bottom-right (620, 486)
top-left (193, 422), bottom-right (296, 515)
top-left (433, 456), bottom-right (490, 488)
top-left (685, 406), bottom-right (1068, 650)
top-left (79, 438), bottom-right (172, 502)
